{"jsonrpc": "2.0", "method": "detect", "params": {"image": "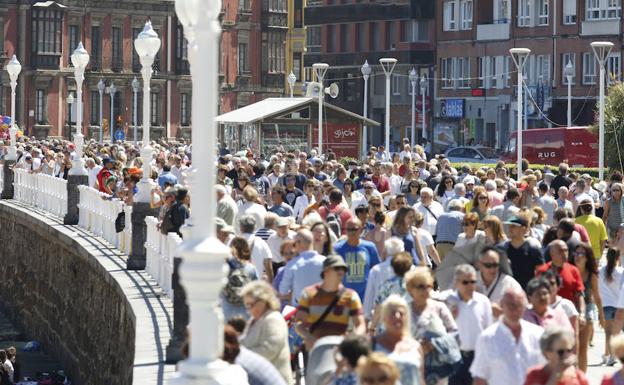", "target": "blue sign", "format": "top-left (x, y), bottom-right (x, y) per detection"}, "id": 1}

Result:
top-left (114, 129), bottom-right (125, 141)
top-left (441, 99), bottom-right (464, 119)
